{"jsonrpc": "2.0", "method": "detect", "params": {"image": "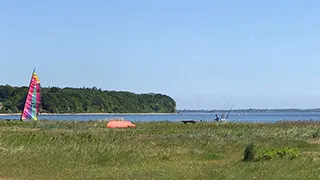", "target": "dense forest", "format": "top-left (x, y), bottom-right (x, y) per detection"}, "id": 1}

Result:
top-left (0, 85), bottom-right (176, 113)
